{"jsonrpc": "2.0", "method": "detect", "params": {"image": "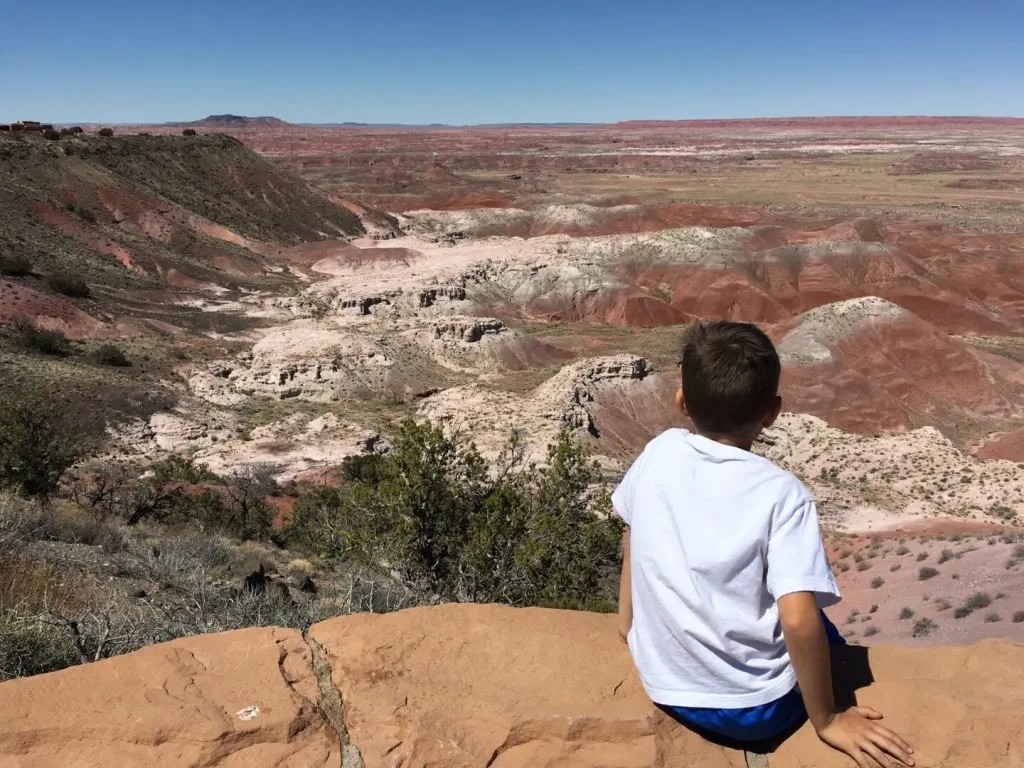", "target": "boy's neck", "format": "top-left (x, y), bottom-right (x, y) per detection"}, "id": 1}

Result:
top-left (694, 430), bottom-right (757, 452)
